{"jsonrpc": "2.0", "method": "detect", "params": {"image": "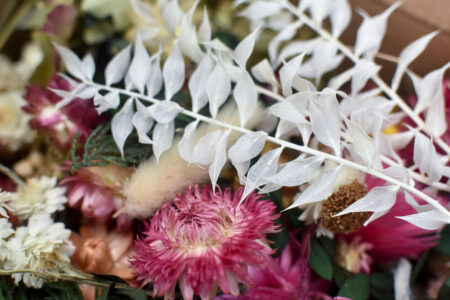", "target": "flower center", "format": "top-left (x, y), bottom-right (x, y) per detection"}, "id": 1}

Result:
top-left (320, 180), bottom-right (370, 233)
